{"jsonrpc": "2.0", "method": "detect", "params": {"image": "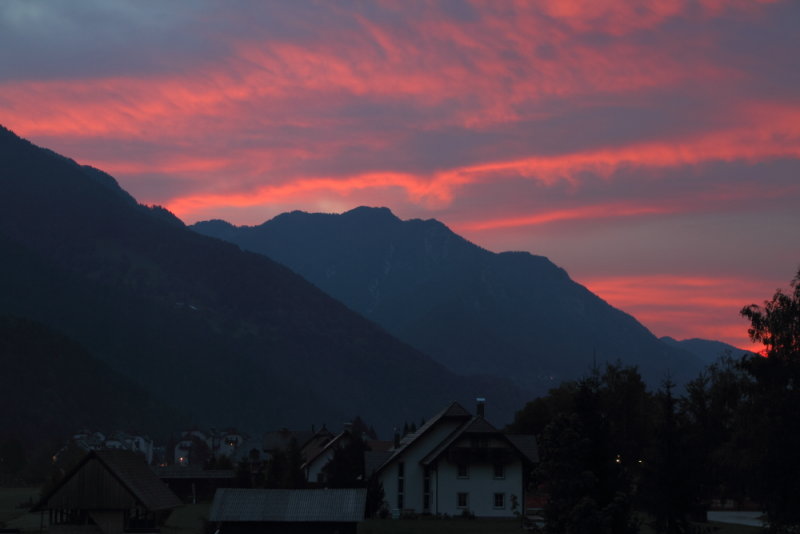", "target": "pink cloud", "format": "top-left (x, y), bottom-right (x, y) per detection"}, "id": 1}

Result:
top-left (579, 274), bottom-right (774, 351)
